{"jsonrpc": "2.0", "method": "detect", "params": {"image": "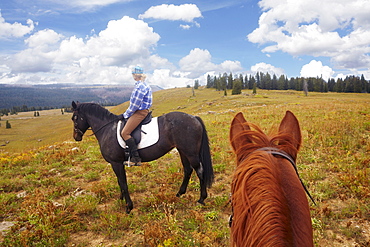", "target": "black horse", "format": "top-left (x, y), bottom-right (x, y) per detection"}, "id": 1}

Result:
top-left (71, 101), bottom-right (214, 213)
